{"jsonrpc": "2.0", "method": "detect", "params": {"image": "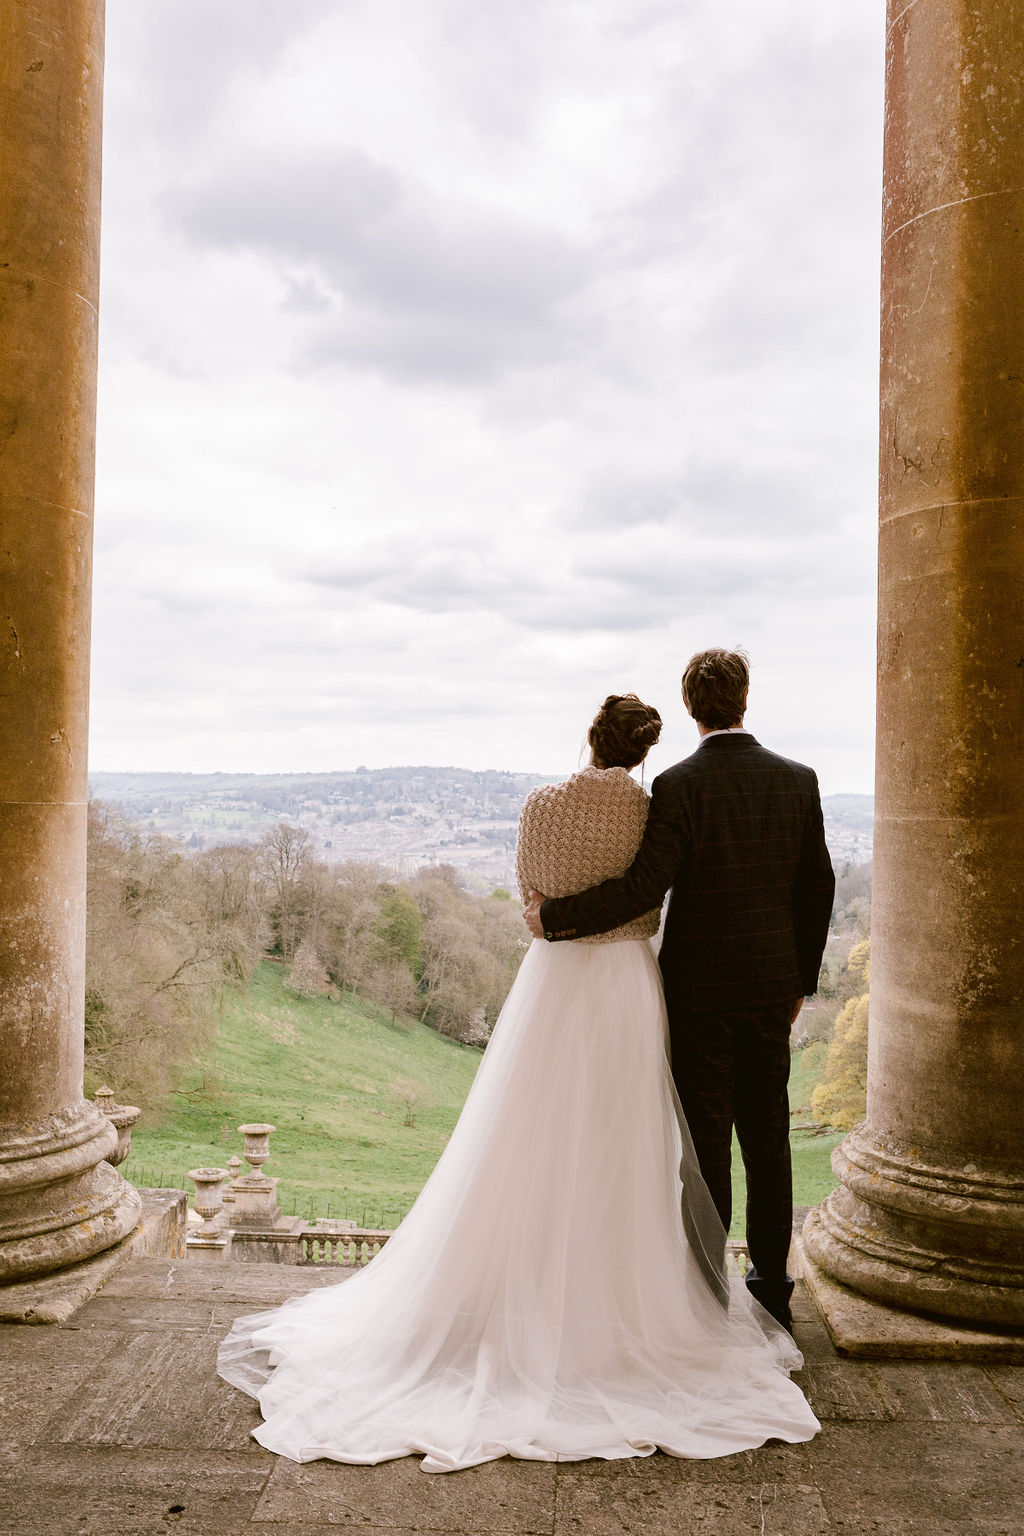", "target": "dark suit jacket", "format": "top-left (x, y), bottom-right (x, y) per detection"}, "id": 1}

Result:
top-left (539, 733), bottom-right (835, 1013)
